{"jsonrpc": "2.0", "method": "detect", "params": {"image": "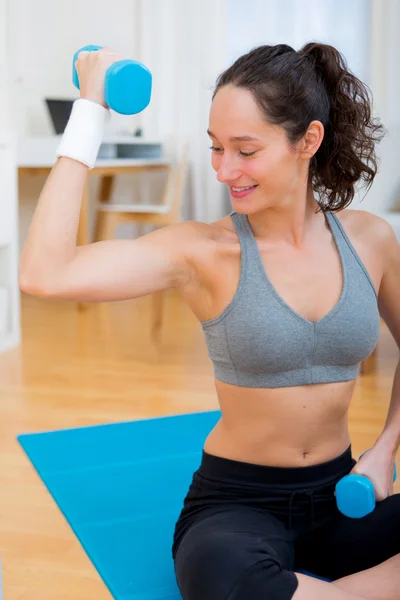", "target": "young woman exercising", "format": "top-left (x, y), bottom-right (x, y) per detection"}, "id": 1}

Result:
top-left (19, 43), bottom-right (400, 600)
